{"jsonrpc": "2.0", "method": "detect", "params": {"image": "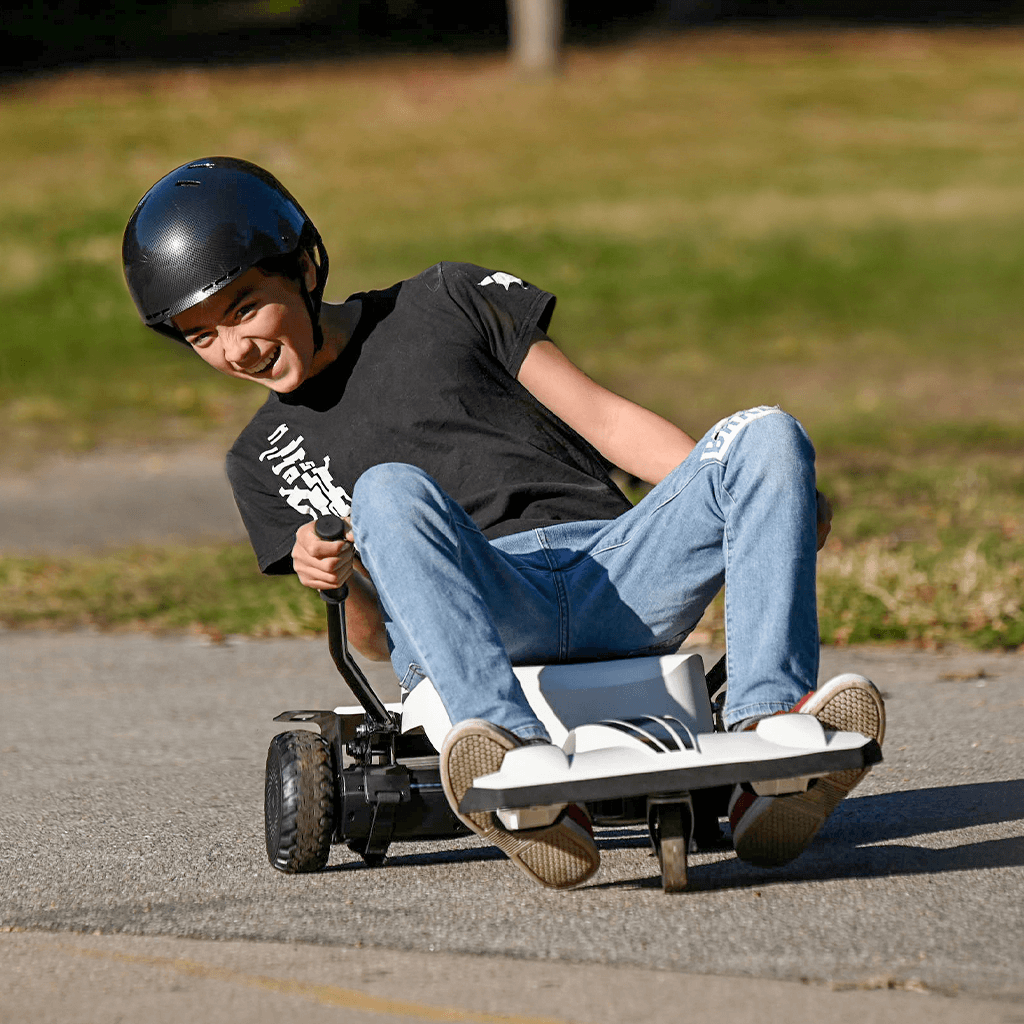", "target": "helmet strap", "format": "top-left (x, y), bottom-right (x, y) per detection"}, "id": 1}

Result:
top-left (302, 232), bottom-right (330, 354)
top-left (302, 283), bottom-right (325, 353)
